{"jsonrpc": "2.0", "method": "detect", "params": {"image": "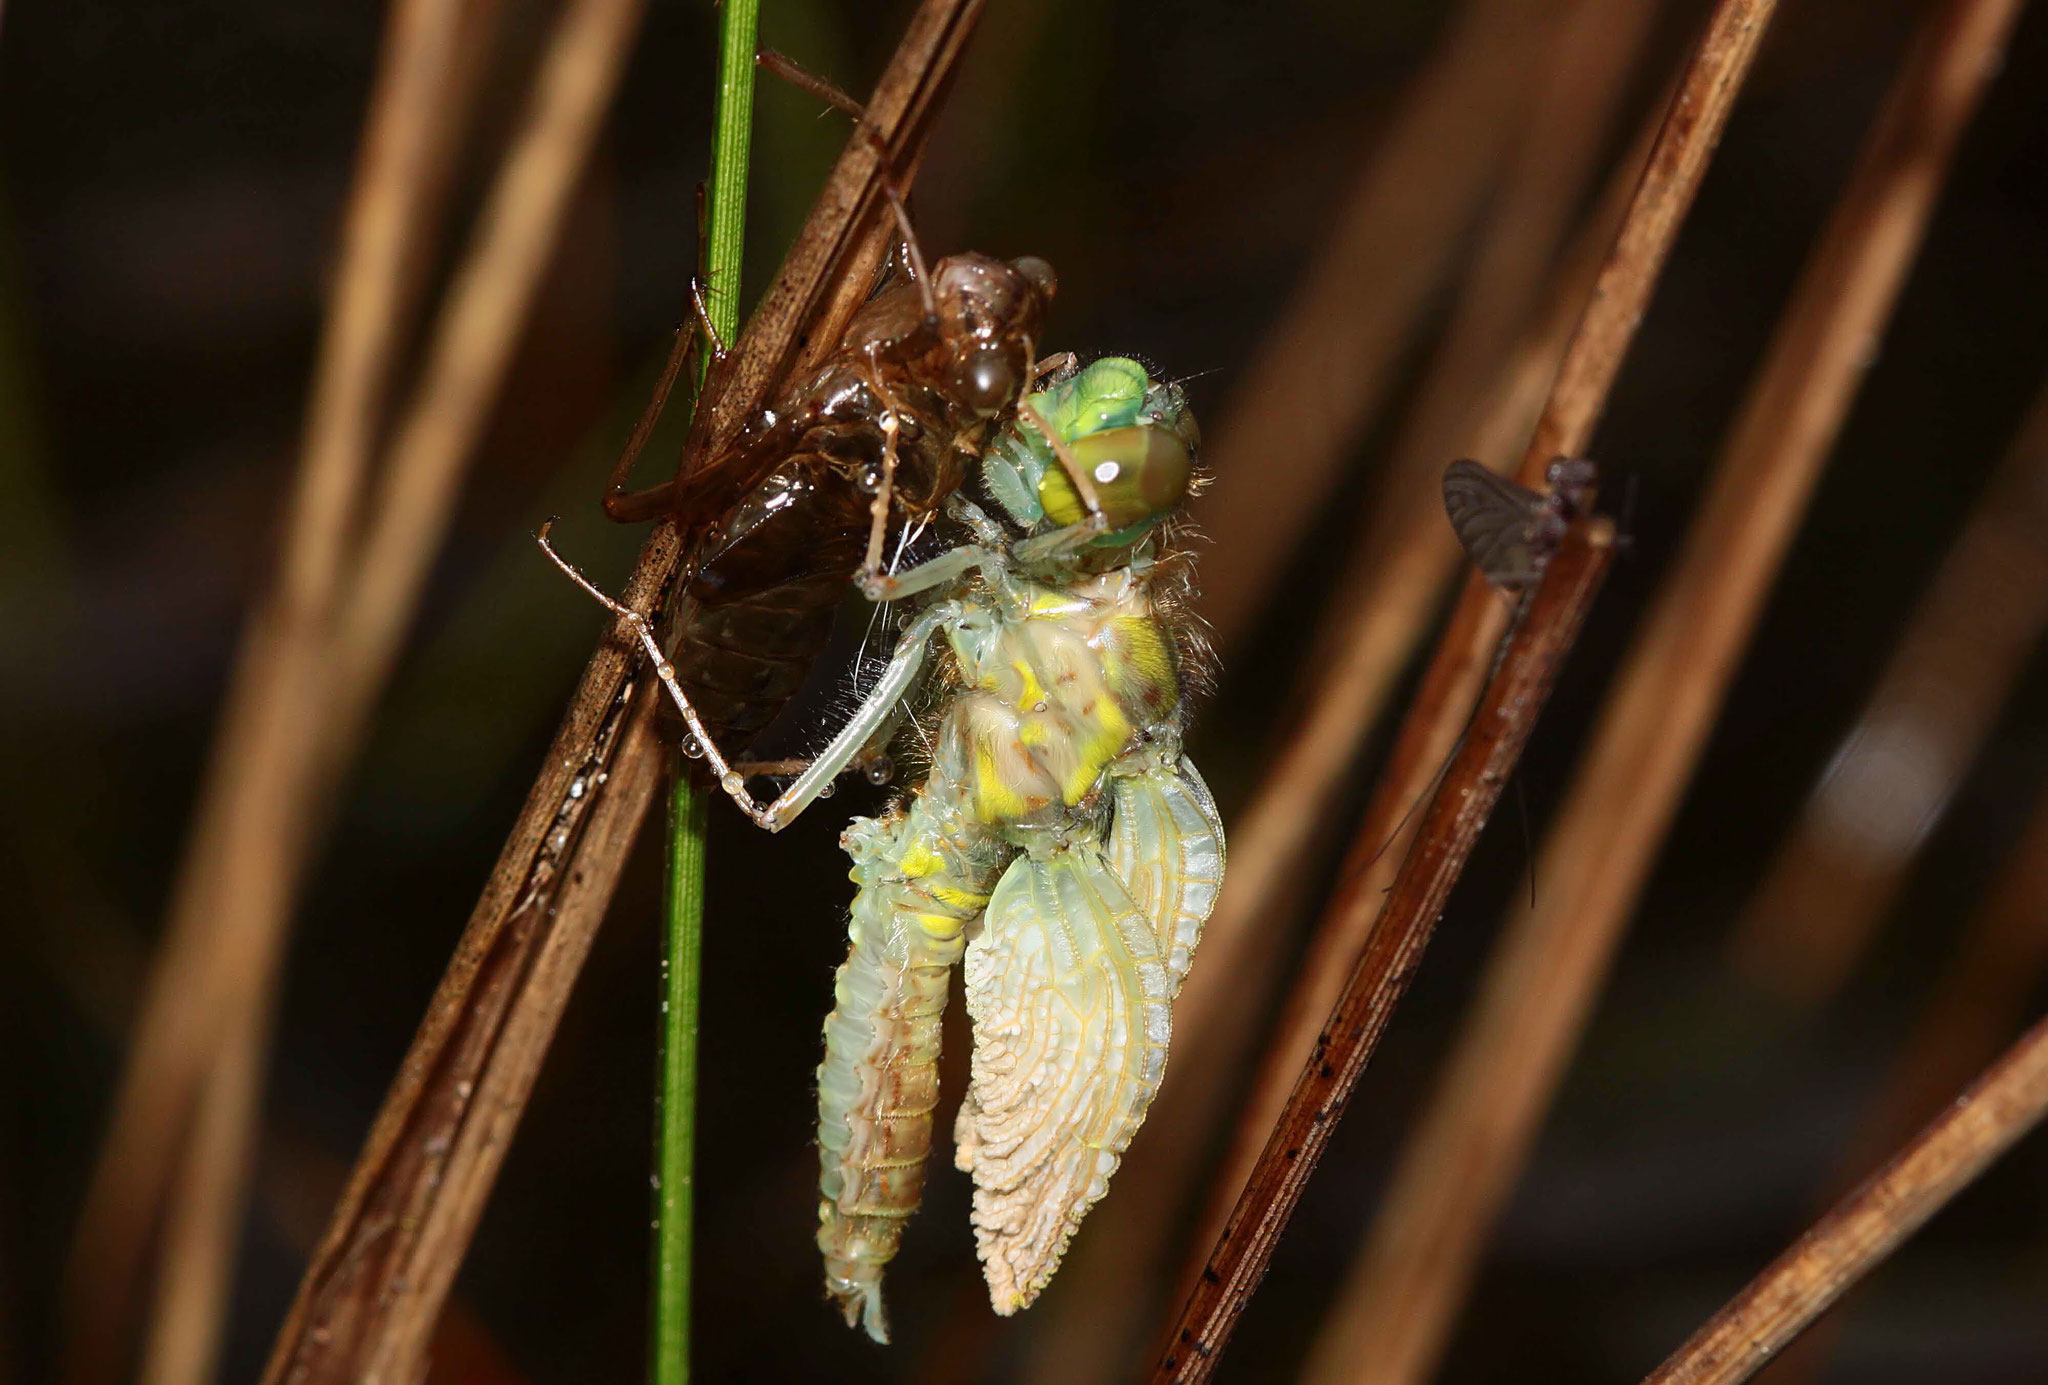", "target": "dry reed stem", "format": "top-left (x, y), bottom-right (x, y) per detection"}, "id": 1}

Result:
top-left (1020, 9), bottom-right (1661, 1376)
top-left (1730, 377), bottom-right (2048, 1004)
top-left (331, 0), bottom-right (650, 721)
top-left (1162, 33), bottom-right (1675, 1323)
top-left (1150, 512), bottom-right (1618, 1384)
top-left (139, 1007), bottom-right (271, 1385)
top-left (1639, 1011), bottom-right (2048, 1385)
top-left (131, 3), bottom-right (636, 1381)
top-left (1751, 781), bottom-right (2048, 1385)
top-left (1167, 0), bottom-right (1778, 1344)
top-left (1192, 0), bottom-right (1552, 648)
top-left (60, 5), bottom-right (482, 1380)
top-left (257, 6), bottom-right (988, 1378)
top-left (1306, 4), bottom-right (2022, 1380)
